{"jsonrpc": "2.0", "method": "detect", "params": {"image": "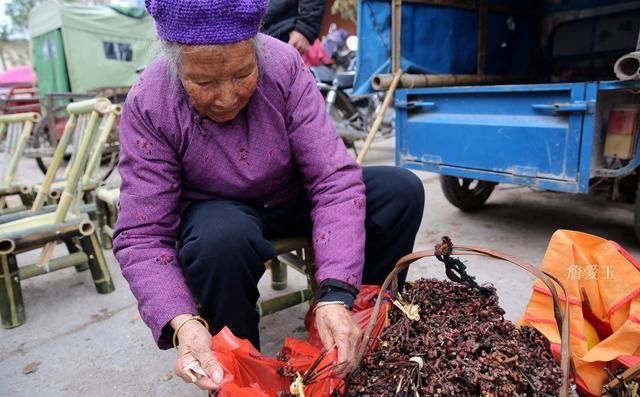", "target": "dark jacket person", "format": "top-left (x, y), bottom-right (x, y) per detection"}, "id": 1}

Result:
top-left (262, 0), bottom-right (326, 55)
